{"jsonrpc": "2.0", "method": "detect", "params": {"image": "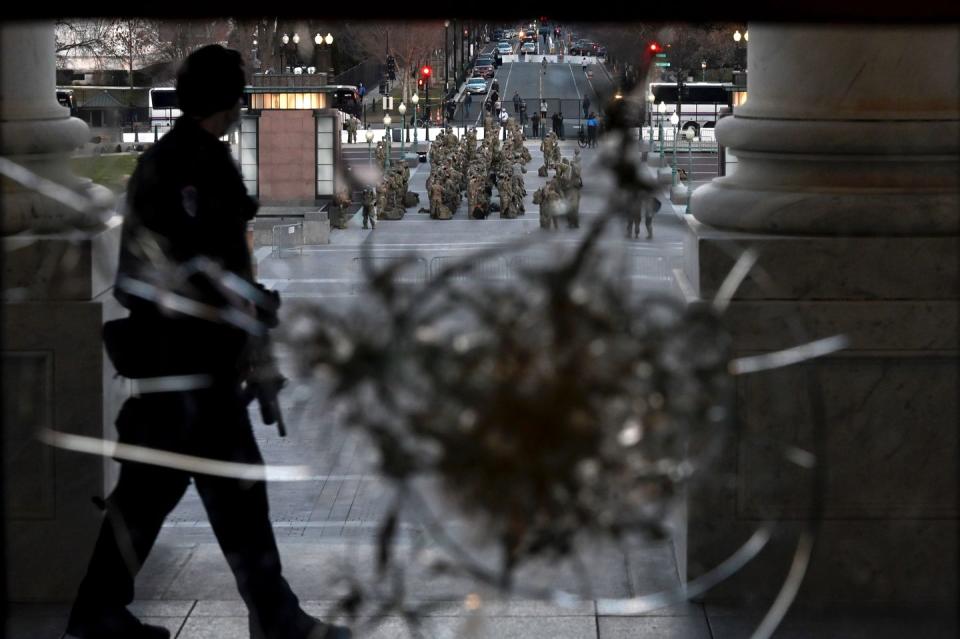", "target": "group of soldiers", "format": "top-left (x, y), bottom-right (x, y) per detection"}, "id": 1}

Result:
top-left (356, 117), bottom-right (586, 232)
top-left (494, 117), bottom-right (530, 219)
top-left (359, 142), bottom-right (418, 229)
top-left (422, 128), bottom-right (466, 220)
top-left (419, 115), bottom-right (532, 221)
top-left (533, 140), bottom-right (584, 230)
